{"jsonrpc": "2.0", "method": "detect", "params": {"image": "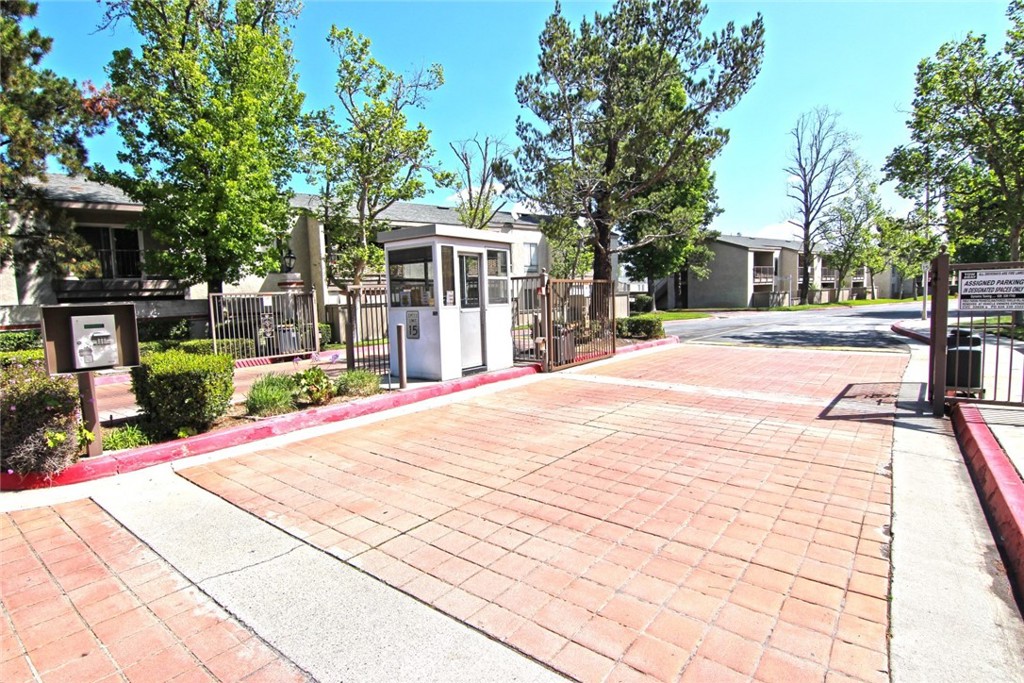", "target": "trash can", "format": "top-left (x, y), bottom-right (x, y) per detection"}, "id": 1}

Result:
top-left (945, 330), bottom-right (982, 393)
